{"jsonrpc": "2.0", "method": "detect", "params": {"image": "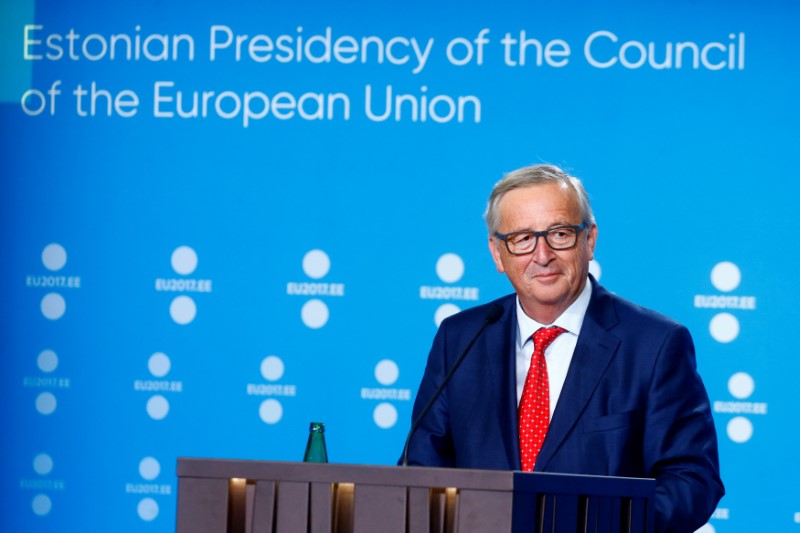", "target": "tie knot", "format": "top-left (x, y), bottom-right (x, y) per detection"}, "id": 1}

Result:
top-left (533, 326), bottom-right (566, 353)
